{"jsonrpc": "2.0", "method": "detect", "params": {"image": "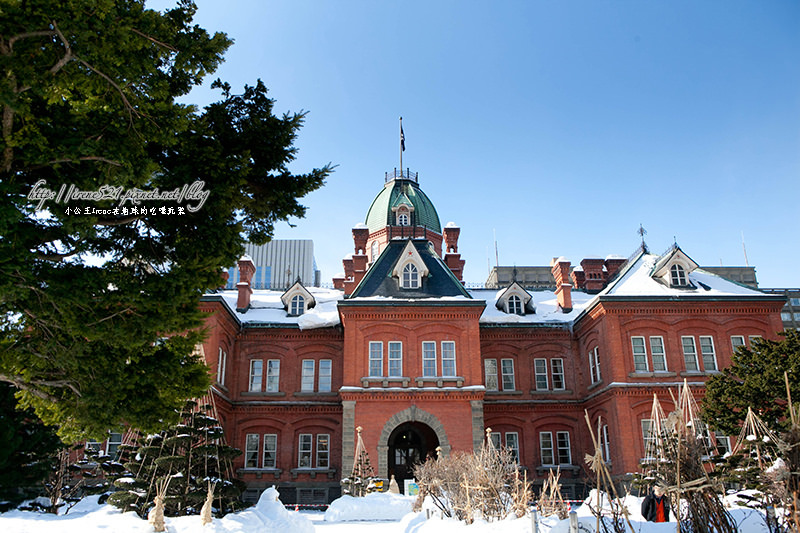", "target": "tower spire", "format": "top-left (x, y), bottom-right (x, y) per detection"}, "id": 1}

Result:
top-left (399, 116), bottom-right (405, 172)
